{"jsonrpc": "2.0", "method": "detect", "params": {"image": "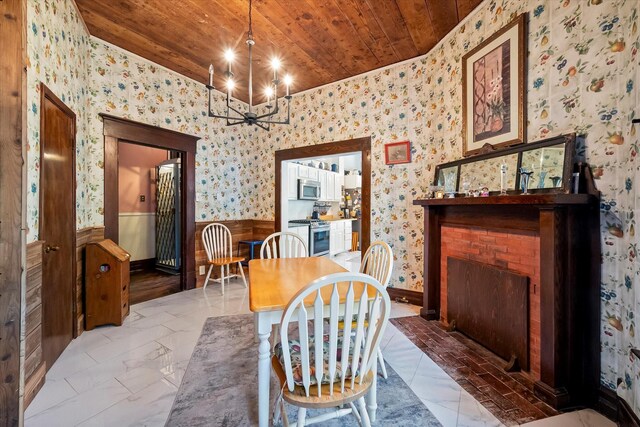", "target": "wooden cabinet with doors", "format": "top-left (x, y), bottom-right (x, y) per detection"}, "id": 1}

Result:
top-left (85, 239), bottom-right (131, 330)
